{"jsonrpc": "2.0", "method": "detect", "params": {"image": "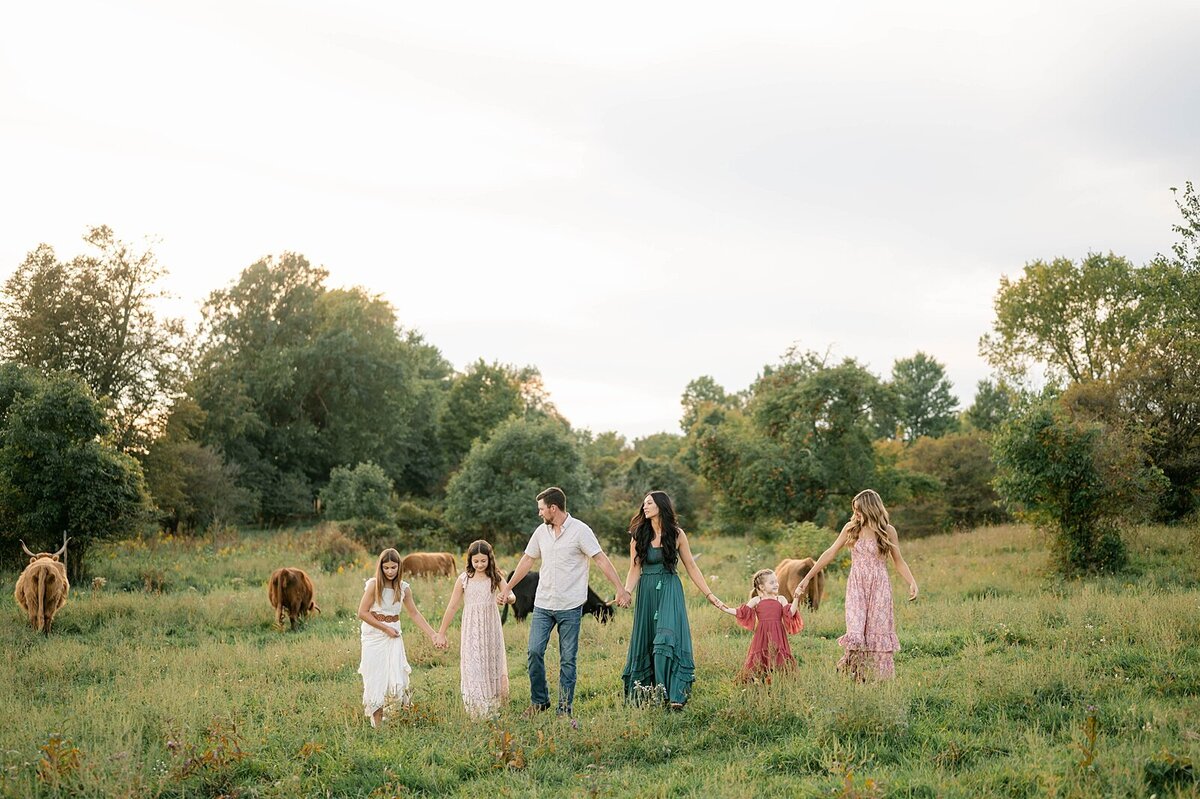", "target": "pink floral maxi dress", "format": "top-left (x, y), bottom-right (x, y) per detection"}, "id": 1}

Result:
top-left (458, 574), bottom-right (510, 718)
top-left (837, 533), bottom-right (900, 680)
